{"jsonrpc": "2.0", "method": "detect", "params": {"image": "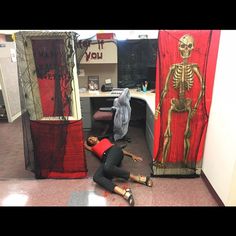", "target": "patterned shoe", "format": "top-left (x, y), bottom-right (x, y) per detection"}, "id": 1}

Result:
top-left (123, 188), bottom-right (135, 206)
